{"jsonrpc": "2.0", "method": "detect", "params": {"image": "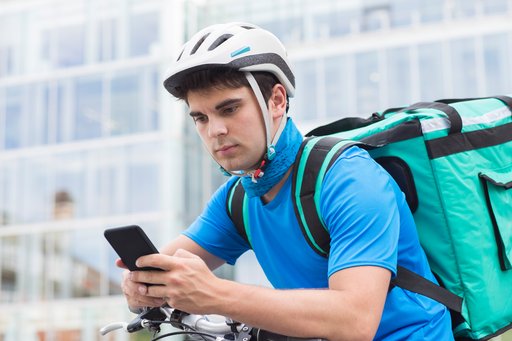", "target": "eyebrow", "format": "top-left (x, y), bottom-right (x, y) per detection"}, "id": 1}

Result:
top-left (215, 98), bottom-right (242, 110)
top-left (189, 98), bottom-right (243, 117)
